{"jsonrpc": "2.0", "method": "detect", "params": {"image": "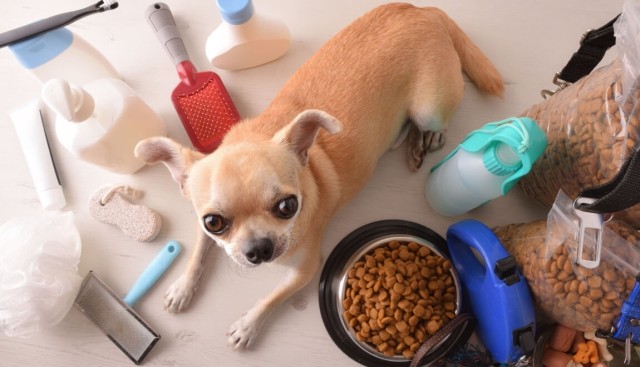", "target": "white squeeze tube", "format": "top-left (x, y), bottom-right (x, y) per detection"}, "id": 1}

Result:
top-left (10, 100), bottom-right (66, 210)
